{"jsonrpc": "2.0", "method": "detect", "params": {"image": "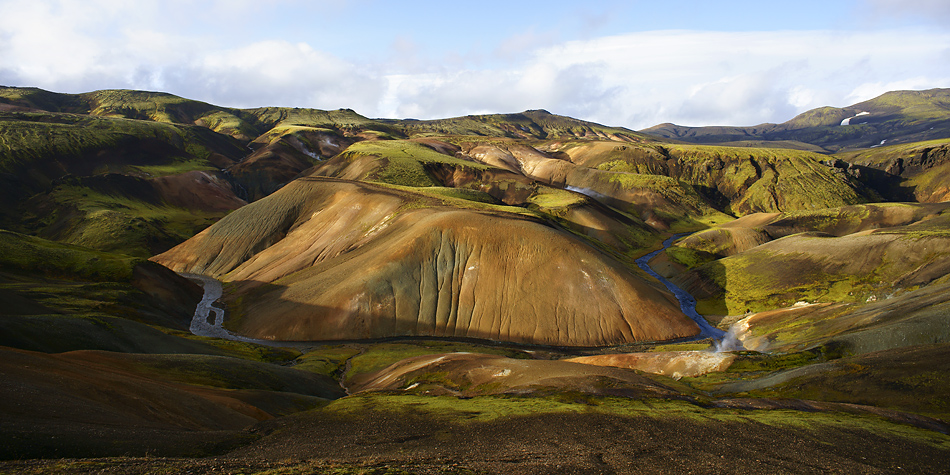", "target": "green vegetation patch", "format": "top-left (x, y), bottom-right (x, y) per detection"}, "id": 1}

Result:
top-left (665, 244), bottom-right (719, 269)
top-left (740, 343), bottom-right (950, 421)
top-left (24, 178), bottom-right (228, 257)
top-left (526, 186), bottom-right (586, 209)
top-left (0, 229), bottom-right (138, 281)
top-left (295, 346), bottom-right (362, 378)
top-left (248, 106), bottom-right (403, 139)
top-left (340, 140), bottom-right (490, 187)
top-left (161, 329), bottom-right (303, 363)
